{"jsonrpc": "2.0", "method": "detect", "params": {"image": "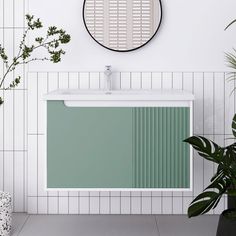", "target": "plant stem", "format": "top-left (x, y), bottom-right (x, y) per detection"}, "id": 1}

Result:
top-left (0, 39), bottom-right (57, 88)
top-left (16, 27), bottom-right (29, 58)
